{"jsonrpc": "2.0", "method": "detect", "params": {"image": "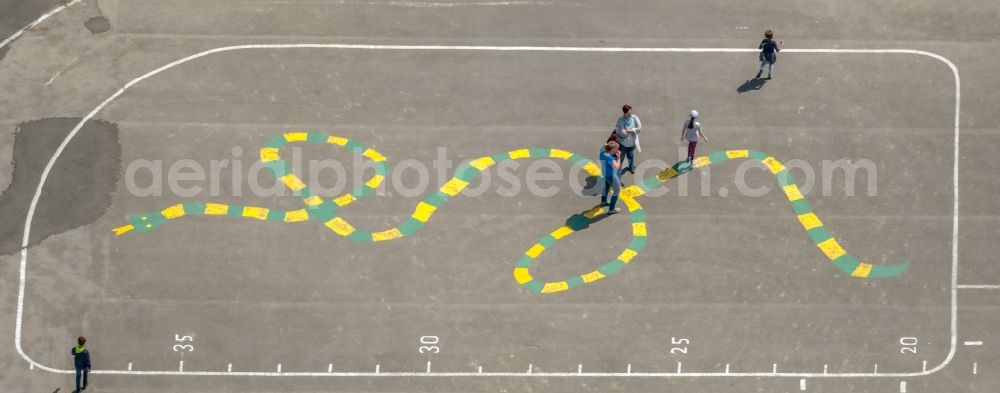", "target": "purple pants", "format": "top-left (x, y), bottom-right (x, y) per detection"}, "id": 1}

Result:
top-left (687, 141), bottom-right (698, 161)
